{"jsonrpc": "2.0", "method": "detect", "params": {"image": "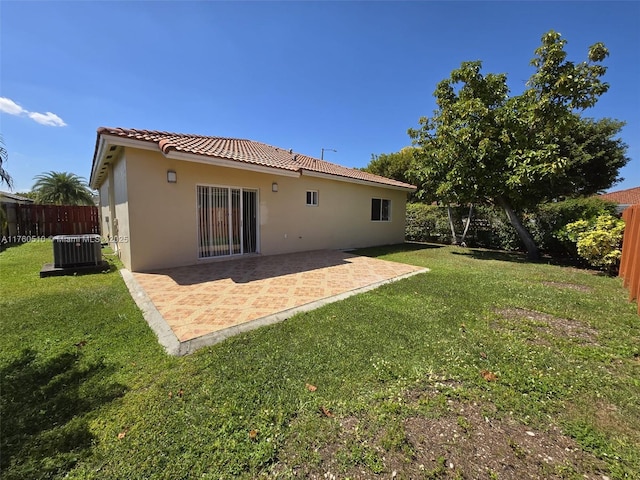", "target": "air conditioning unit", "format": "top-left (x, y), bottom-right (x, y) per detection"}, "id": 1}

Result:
top-left (52, 234), bottom-right (102, 268)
